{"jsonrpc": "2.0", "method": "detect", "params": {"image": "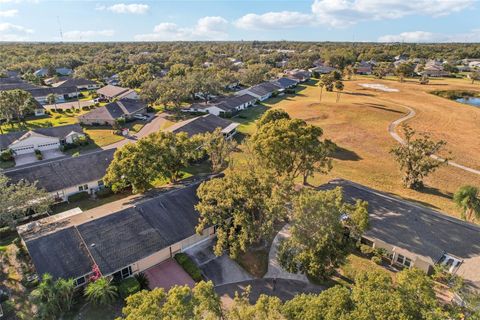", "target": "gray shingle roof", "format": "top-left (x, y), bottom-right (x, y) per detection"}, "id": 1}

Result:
top-left (54, 78), bottom-right (98, 88)
top-left (96, 85), bottom-right (129, 98)
top-left (78, 99), bottom-right (146, 122)
top-left (247, 82), bottom-right (281, 97)
top-left (25, 227), bottom-right (94, 279)
top-left (0, 124), bottom-right (84, 150)
top-left (76, 182), bottom-right (202, 275)
top-left (270, 77), bottom-right (298, 89)
top-left (26, 86), bottom-right (78, 97)
top-left (215, 94), bottom-right (257, 112)
top-left (319, 179), bottom-right (480, 279)
top-left (169, 114), bottom-right (234, 137)
top-left (5, 148), bottom-right (114, 192)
